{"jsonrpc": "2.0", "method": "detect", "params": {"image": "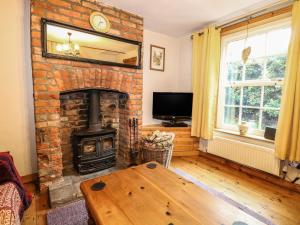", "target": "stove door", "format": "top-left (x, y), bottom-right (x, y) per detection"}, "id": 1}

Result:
top-left (79, 137), bottom-right (100, 161)
top-left (100, 134), bottom-right (115, 157)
